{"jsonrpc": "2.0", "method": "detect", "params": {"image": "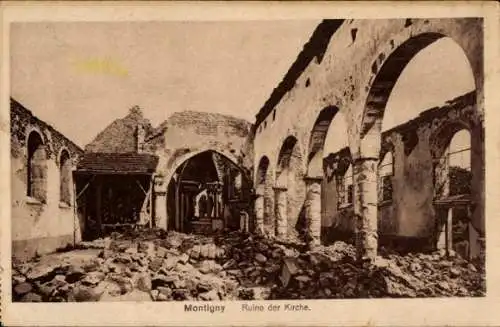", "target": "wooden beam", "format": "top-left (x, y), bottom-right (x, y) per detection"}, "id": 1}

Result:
top-left (76, 175), bottom-right (95, 200)
top-left (96, 176), bottom-right (102, 238)
top-left (75, 170), bottom-right (154, 176)
top-left (149, 178), bottom-right (153, 228)
top-left (72, 176), bottom-right (77, 246)
top-left (135, 178), bottom-right (148, 195)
